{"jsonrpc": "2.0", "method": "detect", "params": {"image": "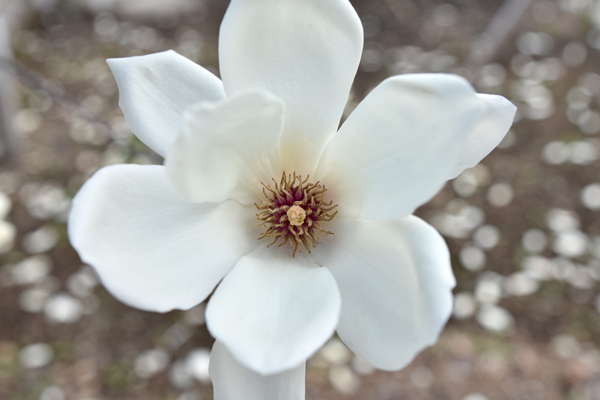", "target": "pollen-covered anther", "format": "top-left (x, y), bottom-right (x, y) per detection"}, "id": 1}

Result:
top-left (254, 172), bottom-right (338, 257)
